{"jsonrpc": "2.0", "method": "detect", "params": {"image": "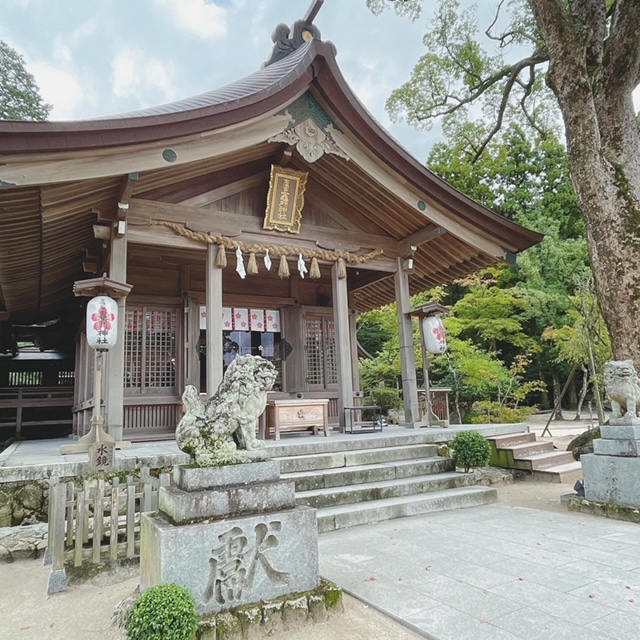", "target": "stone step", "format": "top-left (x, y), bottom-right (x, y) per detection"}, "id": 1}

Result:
top-left (488, 432), bottom-right (537, 448)
top-left (297, 471), bottom-right (476, 509)
top-left (284, 457), bottom-right (455, 492)
top-left (262, 425), bottom-right (530, 461)
top-left (512, 449), bottom-right (575, 471)
top-left (275, 444), bottom-right (439, 474)
top-left (317, 486), bottom-right (497, 533)
top-left (506, 441), bottom-right (555, 459)
top-left (265, 432), bottom-right (433, 459)
top-left (532, 460), bottom-right (583, 483)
